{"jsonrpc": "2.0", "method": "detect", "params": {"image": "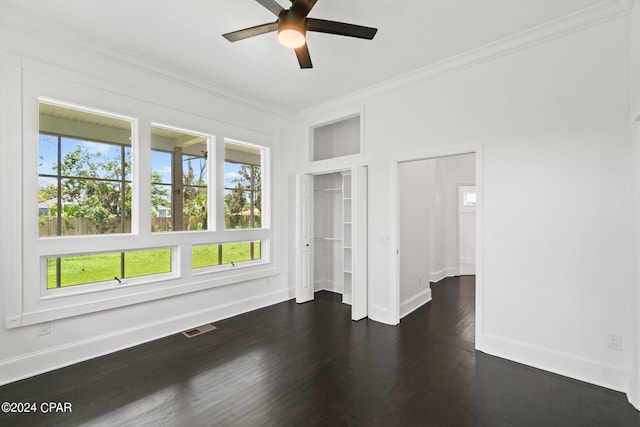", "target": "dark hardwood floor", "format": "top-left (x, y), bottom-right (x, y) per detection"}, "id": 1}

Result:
top-left (1, 276), bottom-right (638, 426)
